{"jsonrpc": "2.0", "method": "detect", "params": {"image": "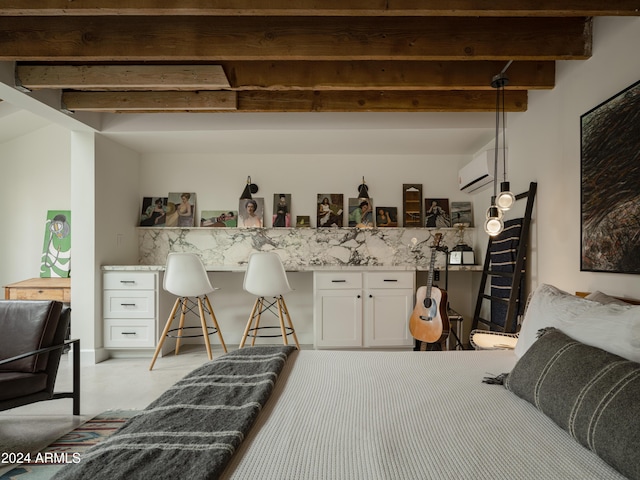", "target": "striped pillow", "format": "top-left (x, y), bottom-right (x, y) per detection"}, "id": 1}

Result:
top-left (505, 328), bottom-right (640, 480)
